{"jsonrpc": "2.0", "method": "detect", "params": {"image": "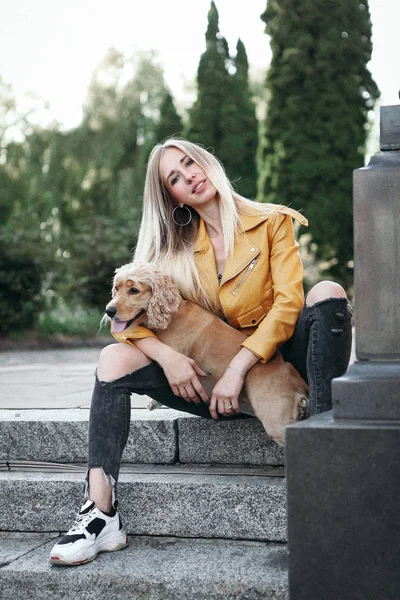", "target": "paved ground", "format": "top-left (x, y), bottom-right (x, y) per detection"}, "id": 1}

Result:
top-left (0, 347), bottom-right (149, 410)
top-left (0, 333), bottom-right (356, 410)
